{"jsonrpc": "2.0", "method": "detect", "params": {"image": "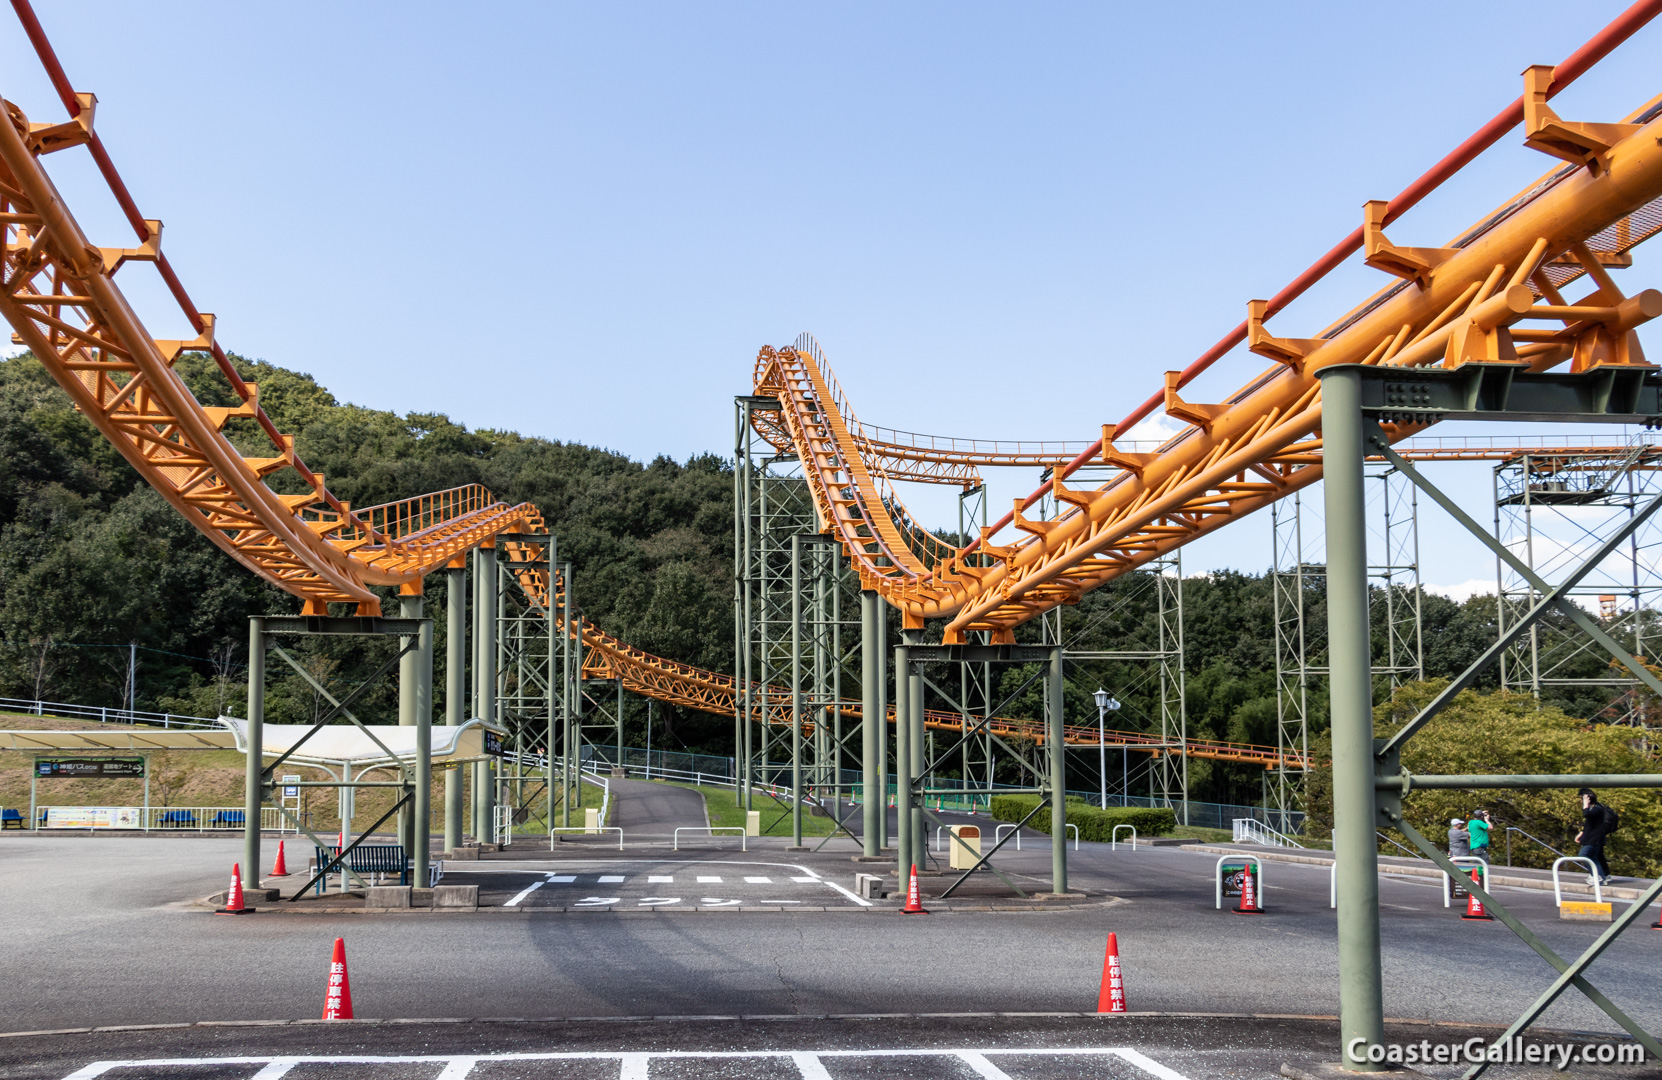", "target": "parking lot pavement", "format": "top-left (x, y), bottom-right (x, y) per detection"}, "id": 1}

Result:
top-left (442, 858), bottom-right (872, 910)
top-left (9, 1015), bottom-right (1653, 1080)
